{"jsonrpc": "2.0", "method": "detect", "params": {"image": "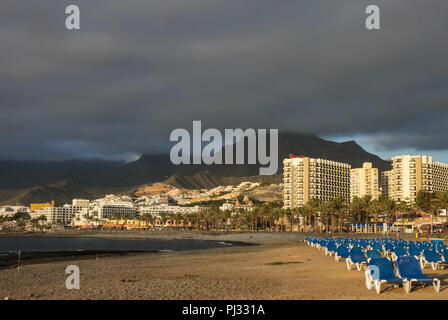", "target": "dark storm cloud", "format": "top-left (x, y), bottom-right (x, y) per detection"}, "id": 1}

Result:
top-left (0, 0), bottom-right (447, 160)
